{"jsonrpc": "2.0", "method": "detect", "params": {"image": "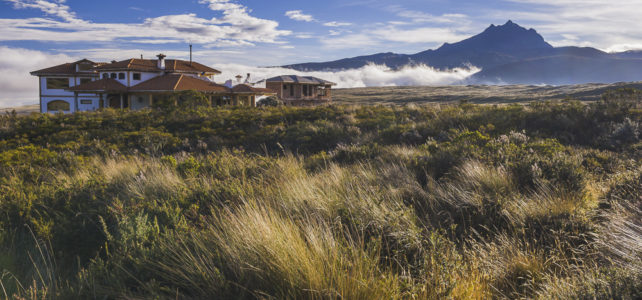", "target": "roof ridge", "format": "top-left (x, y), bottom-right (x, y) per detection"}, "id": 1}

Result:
top-left (173, 74), bottom-right (183, 91)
